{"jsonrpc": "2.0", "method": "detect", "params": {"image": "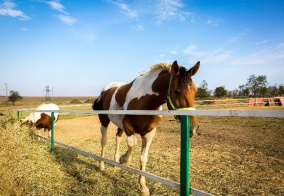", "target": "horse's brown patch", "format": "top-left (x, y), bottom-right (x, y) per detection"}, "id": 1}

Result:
top-left (123, 115), bottom-right (162, 136)
top-left (99, 87), bottom-right (119, 127)
top-left (35, 113), bottom-right (51, 130)
top-left (124, 94), bottom-right (164, 136)
top-left (101, 87), bottom-right (117, 110)
top-left (115, 81), bottom-right (134, 108)
top-left (152, 70), bottom-right (170, 97)
top-left (116, 128), bottom-right (124, 137)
